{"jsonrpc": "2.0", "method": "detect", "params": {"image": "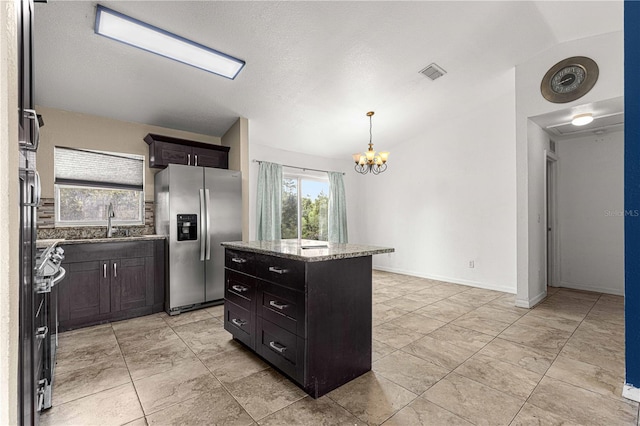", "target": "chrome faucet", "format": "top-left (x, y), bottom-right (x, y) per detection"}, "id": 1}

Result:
top-left (107, 202), bottom-right (116, 238)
